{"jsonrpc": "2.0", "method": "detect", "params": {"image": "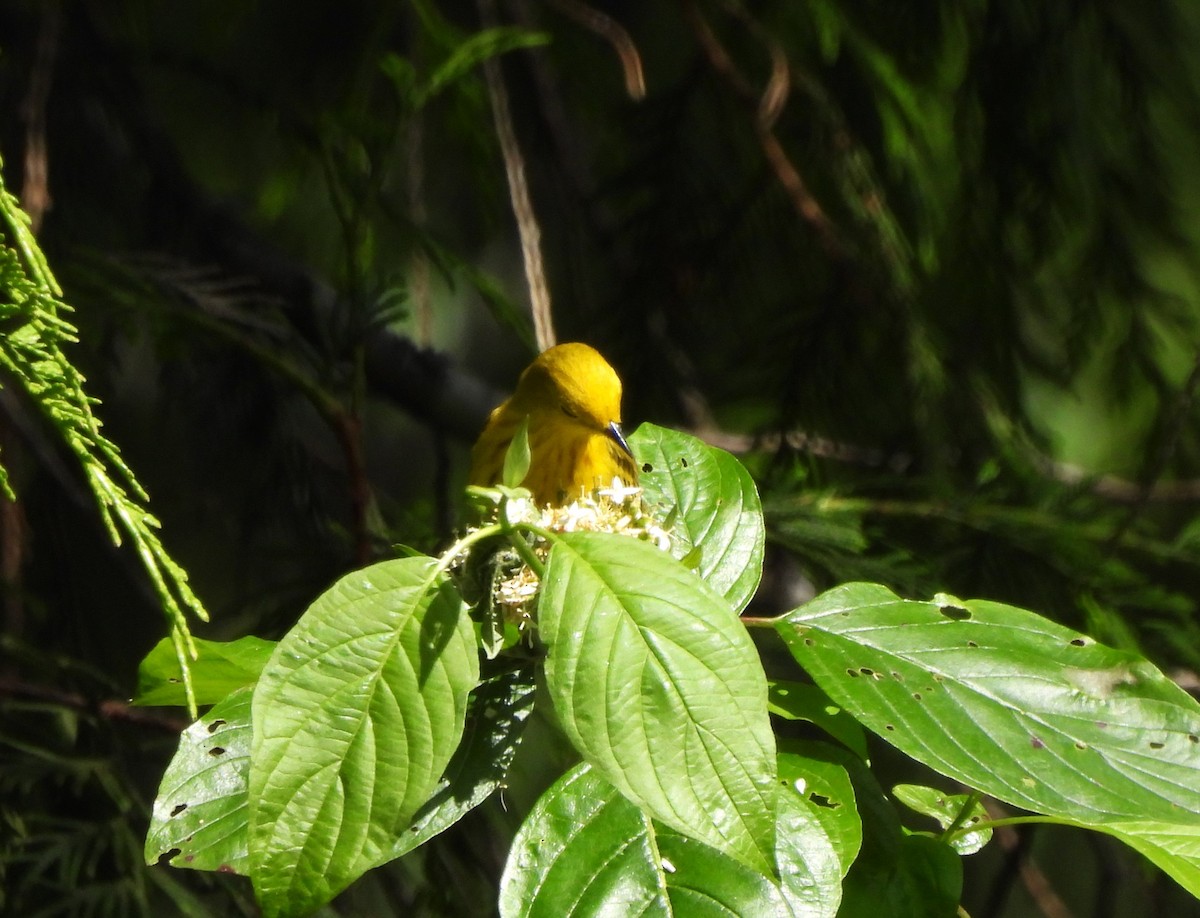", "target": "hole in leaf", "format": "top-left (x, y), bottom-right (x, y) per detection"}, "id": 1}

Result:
top-left (1070, 638), bottom-right (1086, 647)
top-left (967, 641), bottom-right (978, 648)
top-left (933, 674), bottom-right (944, 682)
top-left (1189, 734), bottom-right (1198, 744)
top-left (1149, 741), bottom-right (1165, 750)
top-left (803, 638), bottom-right (815, 646)
top-left (207, 719), bottom-right (226, 733)
top-left (169, 803), bottom-right (188, 818)
top-left (939, 604), bottom-right (971, 621)
top-left (891, 671), bottom-right (904, 681)
top-left (208, 746), bottom-right (226, 757)
top-left (157, 848), bottom-right (182, 866)
top-left (641, 462), bottom-right (653, 474)
top-left (809, 793), bottom-right (838, 809)
top-left (884, 724), bottom-right (895, 731)
top-left (913, 692), bottom-right (923, 701)
top-left (680, 457), bottom-right (689, 468)
top-left (847, 669), bottom-right (860, 678)
top-left (859, 667), bottom-right (876, 678)
top-left (1030, 736), bottom-right (1045, 749)
top-left (168, 678), bottom-right (181, 684)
